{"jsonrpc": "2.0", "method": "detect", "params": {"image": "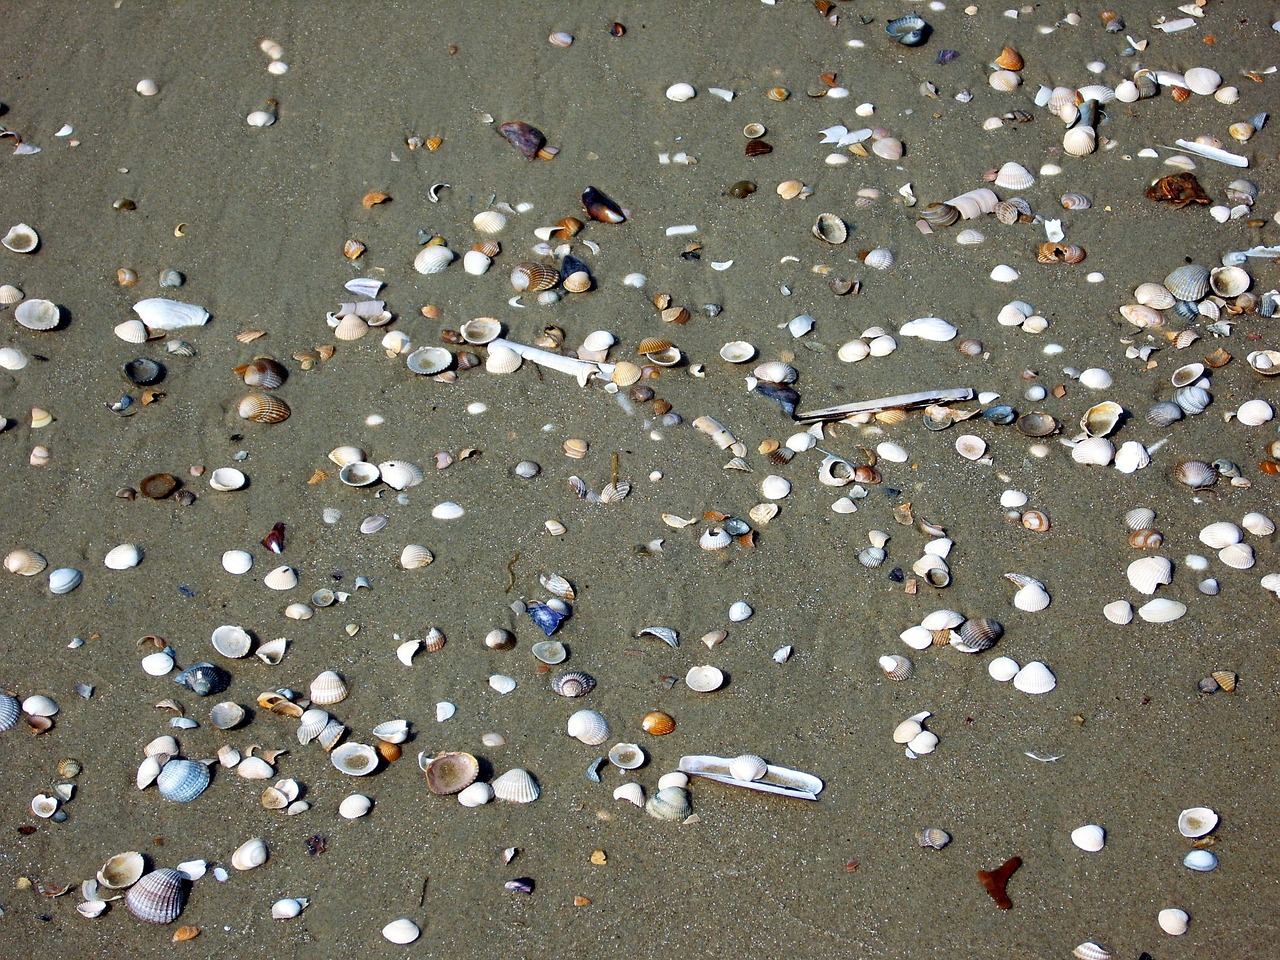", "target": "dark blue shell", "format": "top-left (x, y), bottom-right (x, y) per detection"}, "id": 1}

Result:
top-left (527, 602), bottom-right (566, 637)
top-left (982, 404), bottom-right (1018, 426)
top-left (752, 382), bottom-right (800, 418)
top-left (174, 662), bottom-right (230, 697)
